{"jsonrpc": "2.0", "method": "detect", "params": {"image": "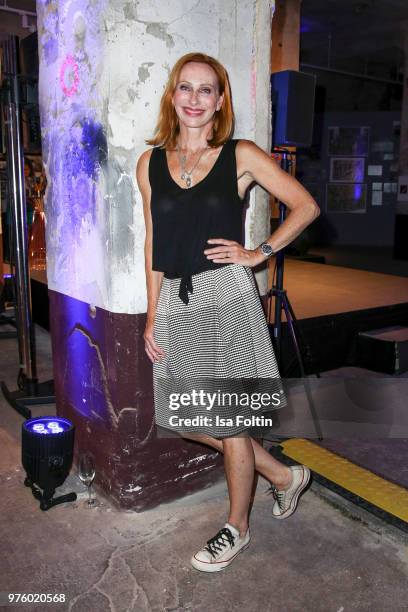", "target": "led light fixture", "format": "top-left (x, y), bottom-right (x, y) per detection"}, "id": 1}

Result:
top-left (22, 416), bottom-right (77, 510)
